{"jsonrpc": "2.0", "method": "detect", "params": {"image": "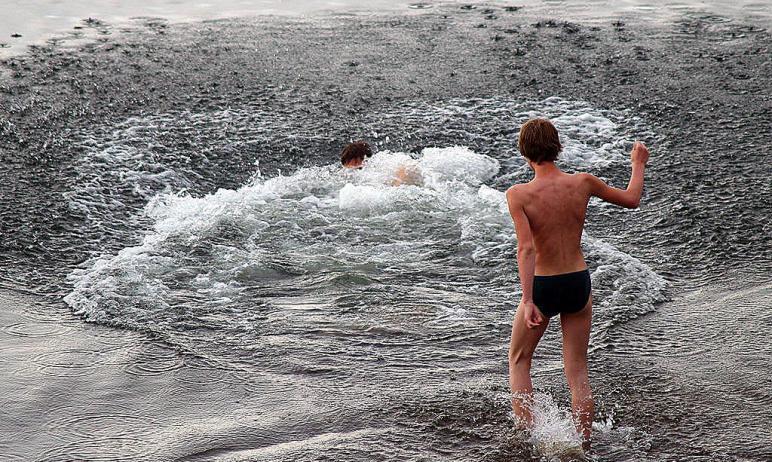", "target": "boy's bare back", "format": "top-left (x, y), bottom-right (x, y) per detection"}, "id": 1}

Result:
top-left (507, 173), bottom-right (590, 276)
